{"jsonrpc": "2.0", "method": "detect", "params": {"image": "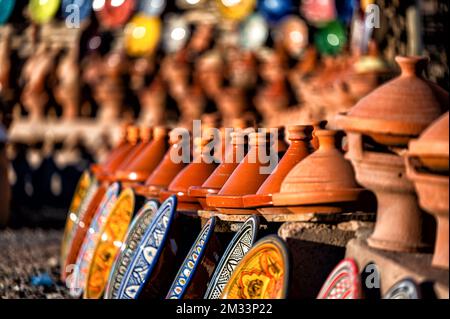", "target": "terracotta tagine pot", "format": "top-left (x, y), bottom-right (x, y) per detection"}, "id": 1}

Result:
top-left (406, 112), bottom-right (449, 269)
top-left (68, 183), bottom-right (122, 298)
top-left (316, 259), bottom-right (362, 299)
top-left (115, 126), bottom-right (169, 183)
top-left (243, 125), bottom-right (313, 210)
top-left (336, 56), bottom-right (448, 146)
top-left (221, 235), bottom-right (290, 299)
top-left (134, 128), bottom-right (189, 200)
top-left (159, 133), bottom-right (218, 211)
top-left (105, 200), bottom-right (159, 299)
top-left (85, 188), bottom-right (144, 299)
top-left (204, 216), bottom-right (260, 299)
top-left (206, 131), bottom-right (277, 214)
top-left (189, 130), bottom-right (247, 210)
top-left (272, 130), bottom-right (364, 214)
